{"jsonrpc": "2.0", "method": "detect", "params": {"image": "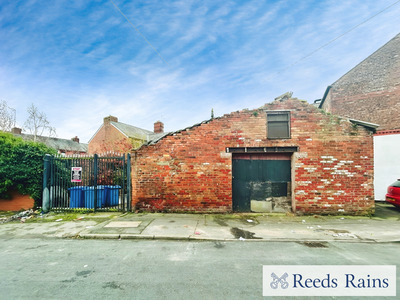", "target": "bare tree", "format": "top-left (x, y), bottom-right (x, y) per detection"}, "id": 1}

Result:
top-left (0, 100), bottom-right (16, 131)
top-left (24, 103), bottom-right (56, 141)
